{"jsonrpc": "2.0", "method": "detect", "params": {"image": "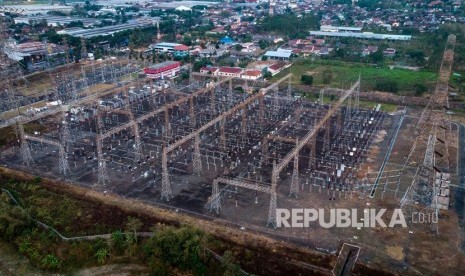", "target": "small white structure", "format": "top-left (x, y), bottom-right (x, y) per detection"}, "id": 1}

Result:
top-left (175, 6), bottom-right (192, 12)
